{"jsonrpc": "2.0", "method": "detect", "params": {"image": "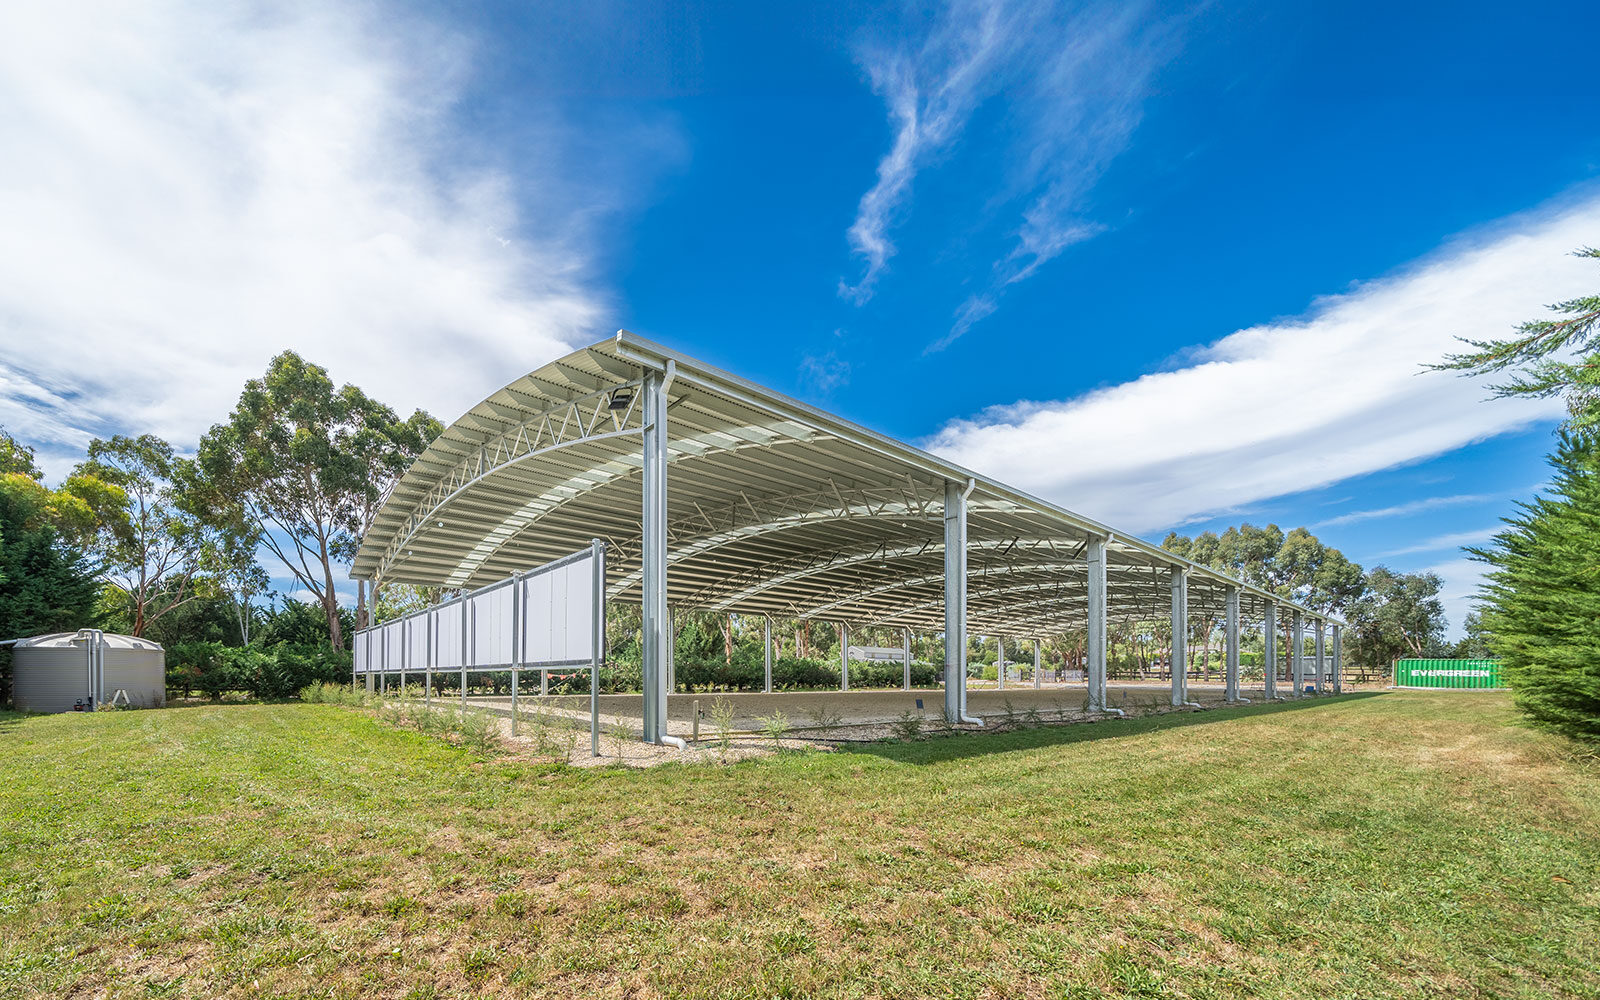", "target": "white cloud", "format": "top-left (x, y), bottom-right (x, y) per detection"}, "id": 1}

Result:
top-left (840, 0), bottom-right (1169, 329)
top-left (1372, 527), bottom-right (1501, 559)
top-left (1423, 557), bottom-right (1487, 638)
top-left (0, 0), bottom-right (635, 477)
top-left (925, 193), bottom-right (1594, 534)
top-left (1315, 494), bottom-right (1495, 529)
